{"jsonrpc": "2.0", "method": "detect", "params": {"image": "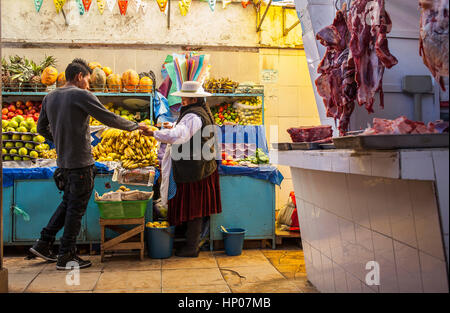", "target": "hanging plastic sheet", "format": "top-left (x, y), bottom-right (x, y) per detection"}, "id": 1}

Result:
top-left (218, 164), bottom-right (284, 186)
top-left (217, 125), bottom-right (269, 153)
